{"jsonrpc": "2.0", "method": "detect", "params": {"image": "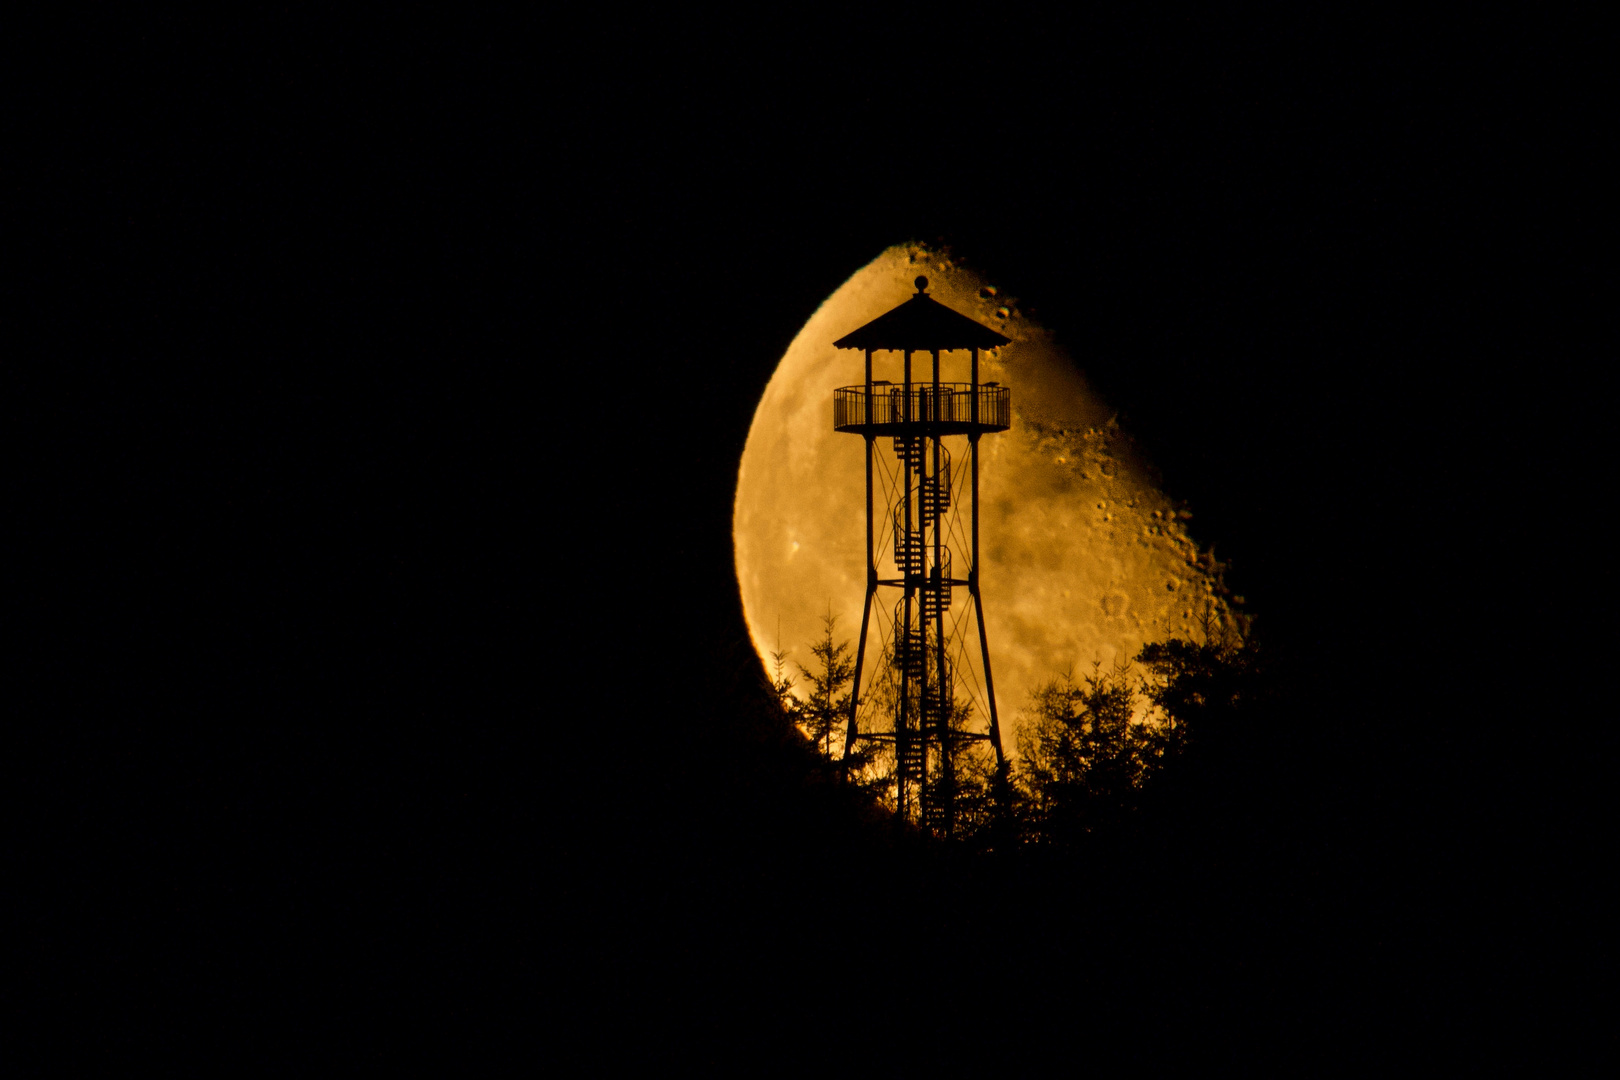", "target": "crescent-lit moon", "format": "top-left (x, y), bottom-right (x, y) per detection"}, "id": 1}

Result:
top-left (733, 244), bottom-right (1233, 747)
